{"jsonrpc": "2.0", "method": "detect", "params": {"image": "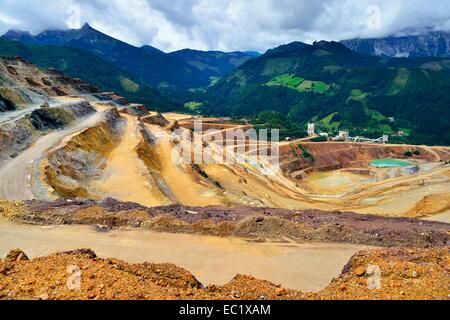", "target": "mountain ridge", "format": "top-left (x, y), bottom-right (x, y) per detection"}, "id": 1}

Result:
top-left (0, 38), bottom-right (181, 110)
top-left (341, 31), bottom-right (450, 58)
top-left (2, 24), bottom-right (261, 90)
top-left (202, 40), bottom-right (450, 145)
top-left (168, 48), bottom-right (257, 79)
top-left (1, 24), bottom-right (208, 90)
